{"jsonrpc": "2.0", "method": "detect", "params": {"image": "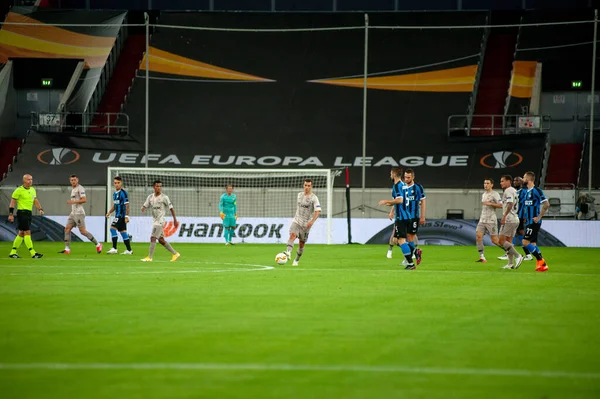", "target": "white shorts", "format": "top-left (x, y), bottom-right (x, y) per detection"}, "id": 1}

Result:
top-left (151, 223), bottom-right (164, 239)
top-left (289, 221), bottom-right (311, 242)
top-left (499, 222), bottom-right (519, 238)
top-left (67, 213), bottom-right (86, 228)
top-left (476, 222), bottom-right (498, 236)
